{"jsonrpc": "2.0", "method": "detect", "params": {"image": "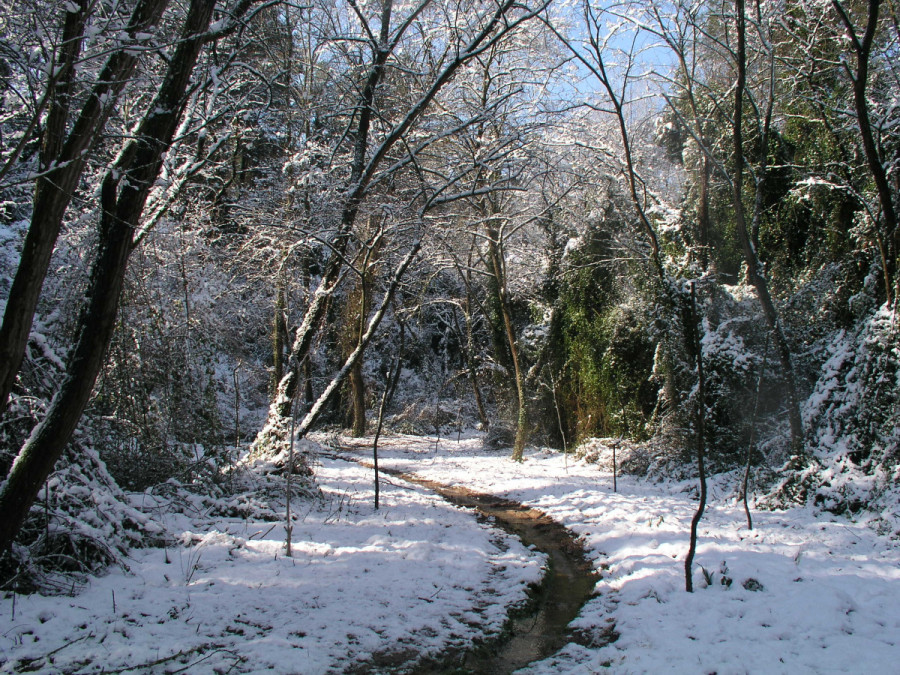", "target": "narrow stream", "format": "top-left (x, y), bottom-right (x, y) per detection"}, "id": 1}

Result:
top-left (341, 454), bottom-right (605, 674)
